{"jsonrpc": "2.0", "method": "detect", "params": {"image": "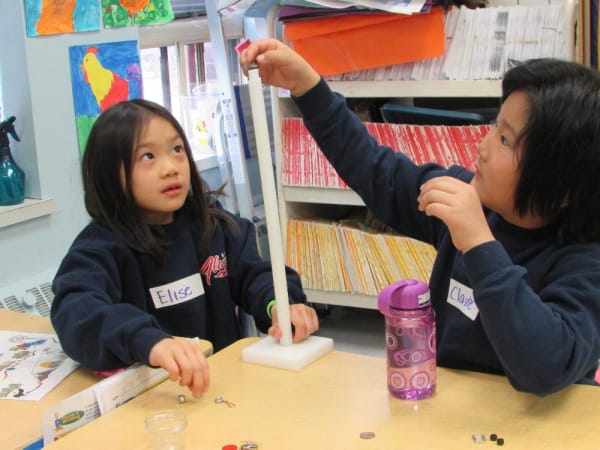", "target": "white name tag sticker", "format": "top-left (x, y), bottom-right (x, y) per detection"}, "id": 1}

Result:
top-left (149, 273), bottom-right (205, 309)
top-left (447, 278), bottom-right (479, 321)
